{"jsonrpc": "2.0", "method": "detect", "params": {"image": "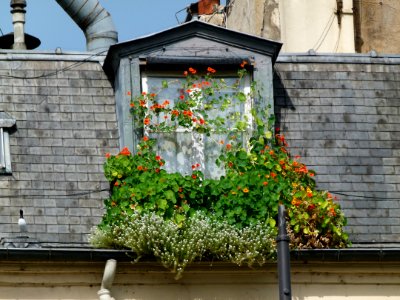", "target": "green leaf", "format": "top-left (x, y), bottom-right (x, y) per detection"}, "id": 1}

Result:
top-left (164, 190), bottom-right (176, 203)
top-left (237, 92), bottom-right (246, 102)
top-left (268, 218), bottom-right (276, 227)
top-left (157, 198), bottom-right (168, 210)
top-left (162, 80), bottom-right (168, 88)
top-left (174, 213), bottom-right (186, 225)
